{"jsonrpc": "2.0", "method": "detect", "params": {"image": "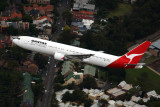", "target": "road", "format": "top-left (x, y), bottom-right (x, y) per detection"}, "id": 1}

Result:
top-left (38, 0), bottom-right (71, 107)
